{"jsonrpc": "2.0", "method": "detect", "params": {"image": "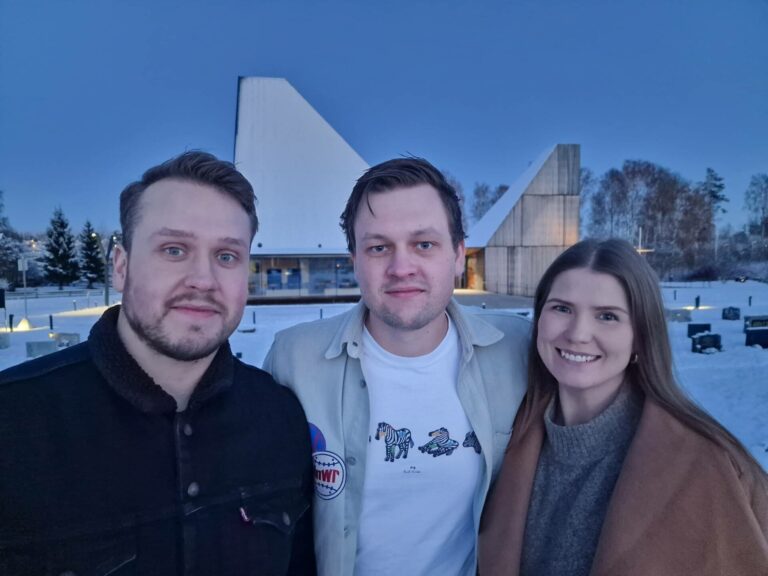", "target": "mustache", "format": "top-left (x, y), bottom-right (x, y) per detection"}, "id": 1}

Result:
top-left (165, 293), bottom-right (224, 313)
